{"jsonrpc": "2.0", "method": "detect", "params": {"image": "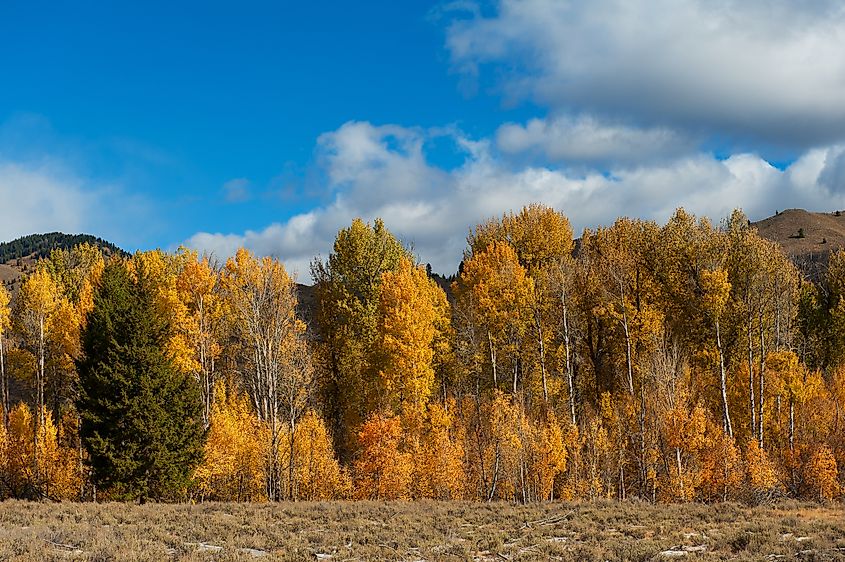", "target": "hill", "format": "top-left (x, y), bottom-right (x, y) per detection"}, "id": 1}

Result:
top-left (0, 233), bottom-right (127, 294)
top-left (752, 208), bottom-right (845, 280)
top-left (0, 232), bottom-right (125, 264)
